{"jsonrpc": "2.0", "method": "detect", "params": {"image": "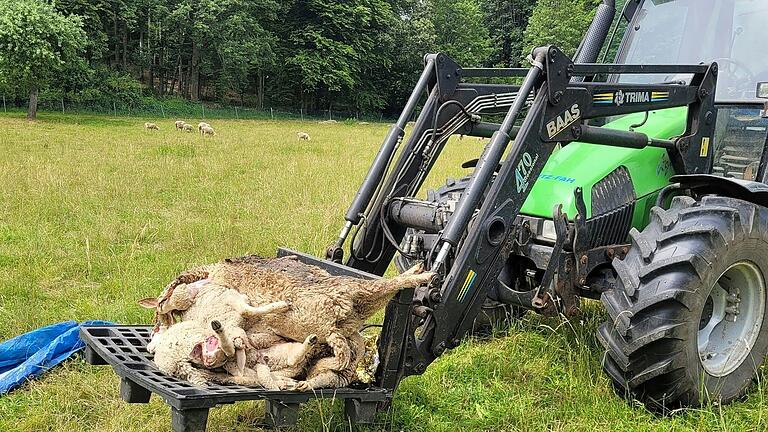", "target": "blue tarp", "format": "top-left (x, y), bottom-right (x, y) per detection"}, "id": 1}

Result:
top-left (0, 320), bottom-right (113, 395)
